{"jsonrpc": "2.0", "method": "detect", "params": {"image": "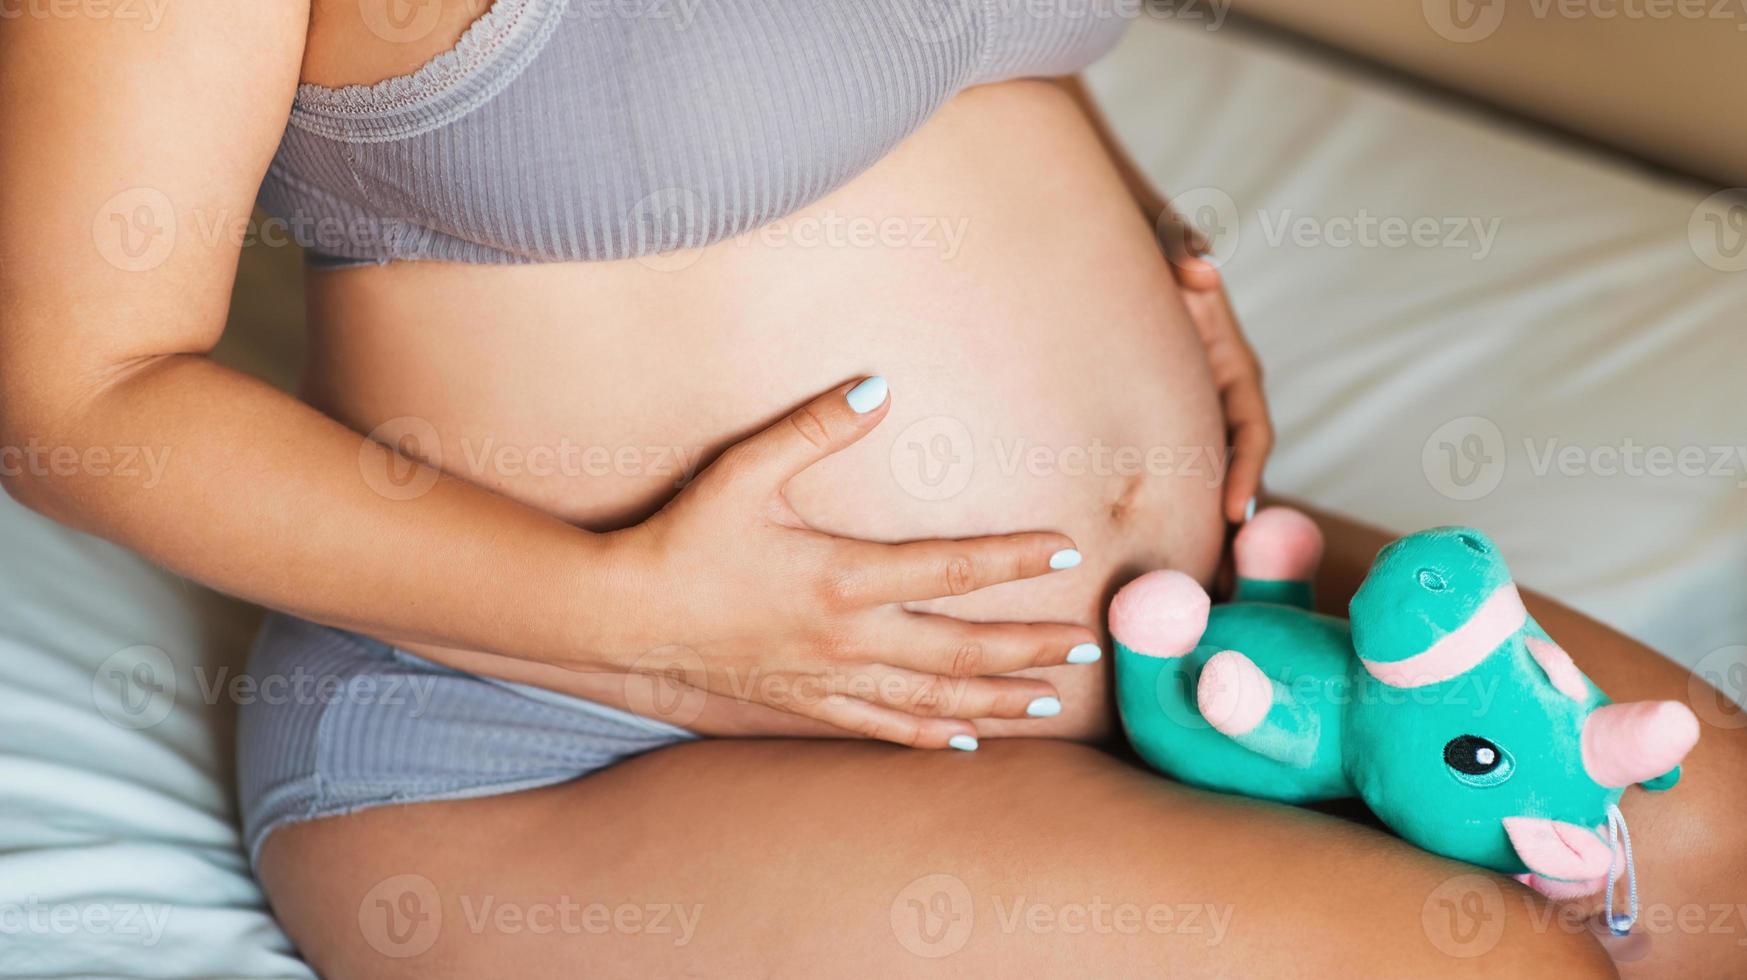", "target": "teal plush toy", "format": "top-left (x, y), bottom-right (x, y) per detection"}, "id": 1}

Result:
top-left (1110, 508), bottom-right (1699, 926)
